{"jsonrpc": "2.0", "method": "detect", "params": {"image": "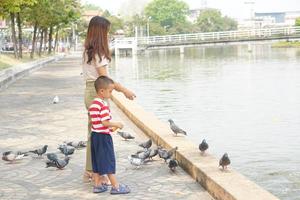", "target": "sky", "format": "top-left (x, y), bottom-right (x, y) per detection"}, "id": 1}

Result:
top-left (82, 0), bottom-right (300, 20)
